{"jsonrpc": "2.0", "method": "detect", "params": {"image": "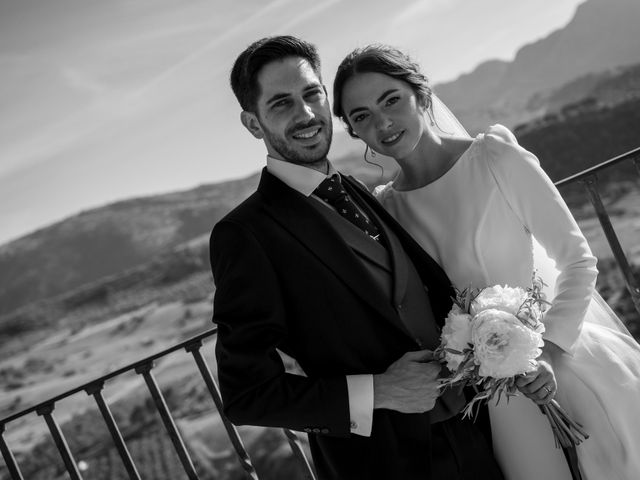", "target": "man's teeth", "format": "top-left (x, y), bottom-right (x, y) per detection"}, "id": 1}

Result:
top-left (382, 132), bottom-right (401, 144)
top-left (293, 128), bottom-right (320, 139)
